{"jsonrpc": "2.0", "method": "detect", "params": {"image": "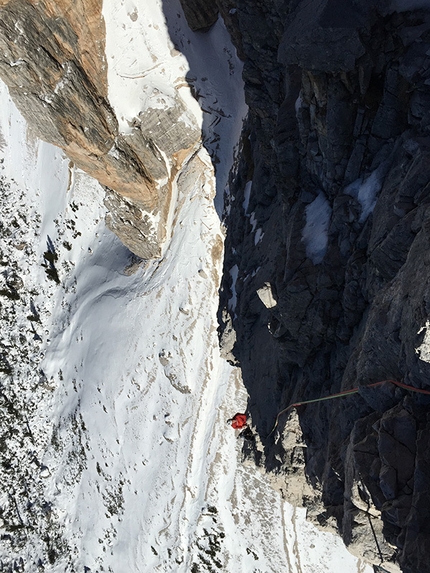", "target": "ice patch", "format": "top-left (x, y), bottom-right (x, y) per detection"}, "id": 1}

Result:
top-left (345, 169), bottom-right (383, 223)
top-left (254, 228), bottom-right (264, 245)
top-left (295, 91), bottom-right (303, 114)
top-left (242, 180), bottom-right (252, 214)
top-left (416, 321), bottom-right (430, 363)
top-left (302, 192), bottom-right (332, 265)
top-left (228, 264), bottom-right (239, 313)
